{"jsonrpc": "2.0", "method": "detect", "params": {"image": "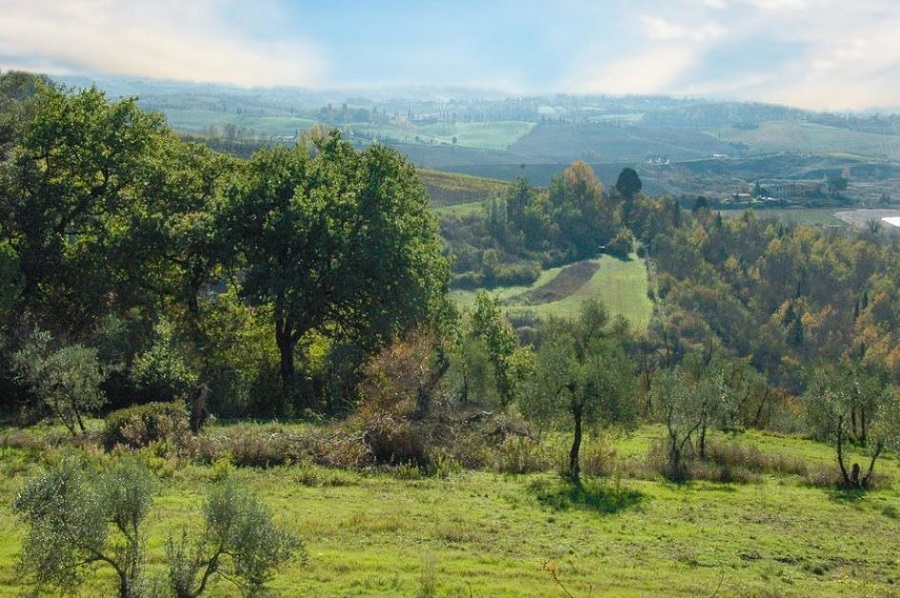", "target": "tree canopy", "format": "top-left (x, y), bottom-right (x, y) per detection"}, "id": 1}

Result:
top-left (224, 132), bottom-right (448, 407)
